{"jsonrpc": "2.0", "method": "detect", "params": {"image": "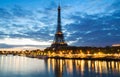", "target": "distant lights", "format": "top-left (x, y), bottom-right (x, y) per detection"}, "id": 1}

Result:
top-left (112, 44), bottom-right (120, 47)
top-left (56, 32), bottom-right (62, 34)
